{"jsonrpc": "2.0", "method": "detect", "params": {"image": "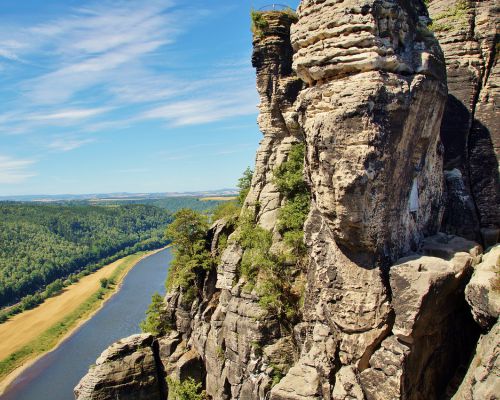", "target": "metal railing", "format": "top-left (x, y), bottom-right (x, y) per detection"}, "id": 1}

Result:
top-left (258, 4), bottom-right (295, 11)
